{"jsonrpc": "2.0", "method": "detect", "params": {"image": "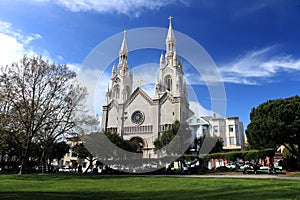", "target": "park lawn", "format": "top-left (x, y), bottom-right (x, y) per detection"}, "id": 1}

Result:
top-left (289, 172), bottom-right (300, 177)
top-left (0, 174), bottom-right (300, 200)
